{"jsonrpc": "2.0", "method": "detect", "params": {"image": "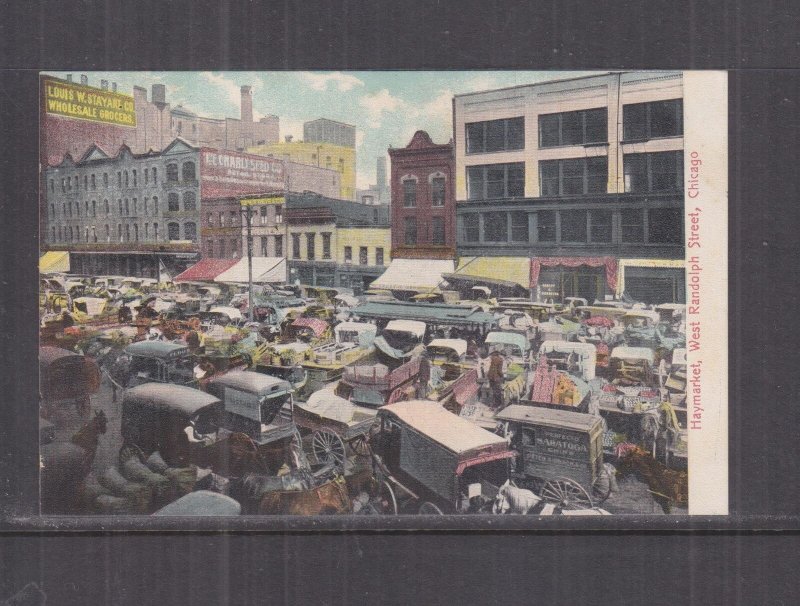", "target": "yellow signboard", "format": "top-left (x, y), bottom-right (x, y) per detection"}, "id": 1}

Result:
top-left (43, 78), bottom-right (136, 127)
top-left (240, 196), bottom-right (285, 206)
